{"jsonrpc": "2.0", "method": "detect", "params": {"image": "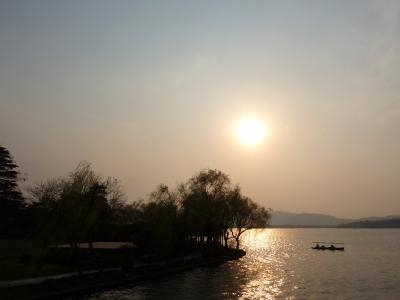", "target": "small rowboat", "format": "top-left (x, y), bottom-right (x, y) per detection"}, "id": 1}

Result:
top-left (312, 242), bottom-right (344, 251)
